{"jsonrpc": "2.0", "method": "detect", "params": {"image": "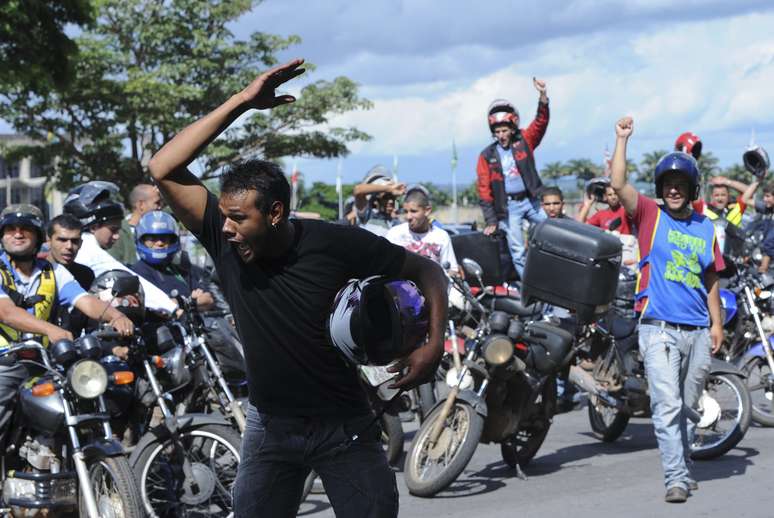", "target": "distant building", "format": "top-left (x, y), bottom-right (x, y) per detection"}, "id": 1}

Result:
top-left (0, 134), bottom-right (66, 217)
